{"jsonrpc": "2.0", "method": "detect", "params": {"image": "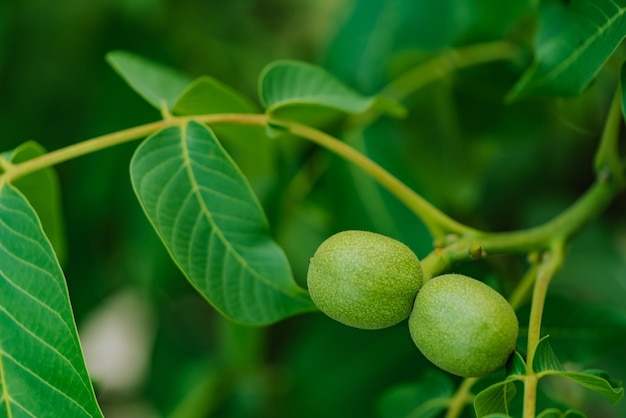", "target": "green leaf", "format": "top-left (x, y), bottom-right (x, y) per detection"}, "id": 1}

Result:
top-left (537, 408), bottom-right (587, 418)
top-left (509, 0), bottom-right (626, 99)
top-left (323, 0), bottom-right (529, 93)
top-left (1, 141), bottom-right (67, 264)
top-left (130, 120), bottom-right (316, 325)
top-left (533, 335), bottom-right (565, 373)
top-left (0, 182), bottom-right (103, 418)
top-left (172, 76), bottom-right (258, 115)
top-left (172, 76), bottom-right (276, 199)
top-left (377, 369), bottom-right (454, 418)
top-left (544, 369), bottom-right (624, 404)
top-left (106, 50), bottom-right (192, 111)
top-left (506, 350), bottom-right (527, 377)
top-left (534, 337), bottom-right (624, 404)
top-left (474, 377), bottom-right (521, 417)
top-left (258, 60), bottom-right (404, 125)
top-left (322, 0), bottom-right (459, 93)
